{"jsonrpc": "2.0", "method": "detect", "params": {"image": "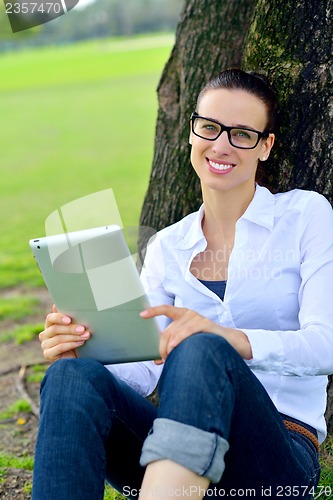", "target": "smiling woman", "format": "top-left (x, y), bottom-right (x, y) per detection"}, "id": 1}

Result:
top-left (32, 69), bottom-right (333, 500)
